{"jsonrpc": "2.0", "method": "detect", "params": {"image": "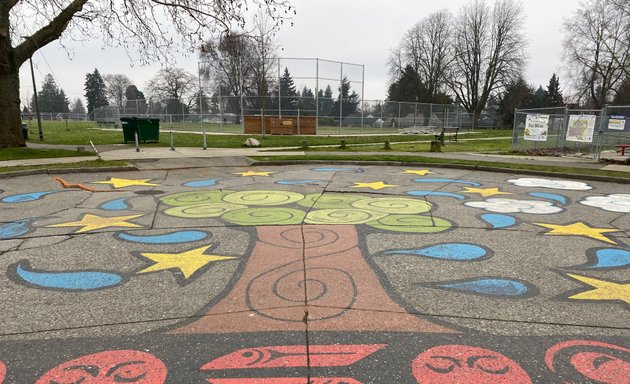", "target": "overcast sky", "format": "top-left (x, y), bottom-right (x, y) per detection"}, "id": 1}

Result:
top-left (17, 0), bottom-right (578, 107)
